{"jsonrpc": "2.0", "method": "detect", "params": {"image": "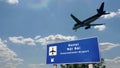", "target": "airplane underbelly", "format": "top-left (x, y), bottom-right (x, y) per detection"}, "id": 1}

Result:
top-left (84, 17), bottom-right (99, 25)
